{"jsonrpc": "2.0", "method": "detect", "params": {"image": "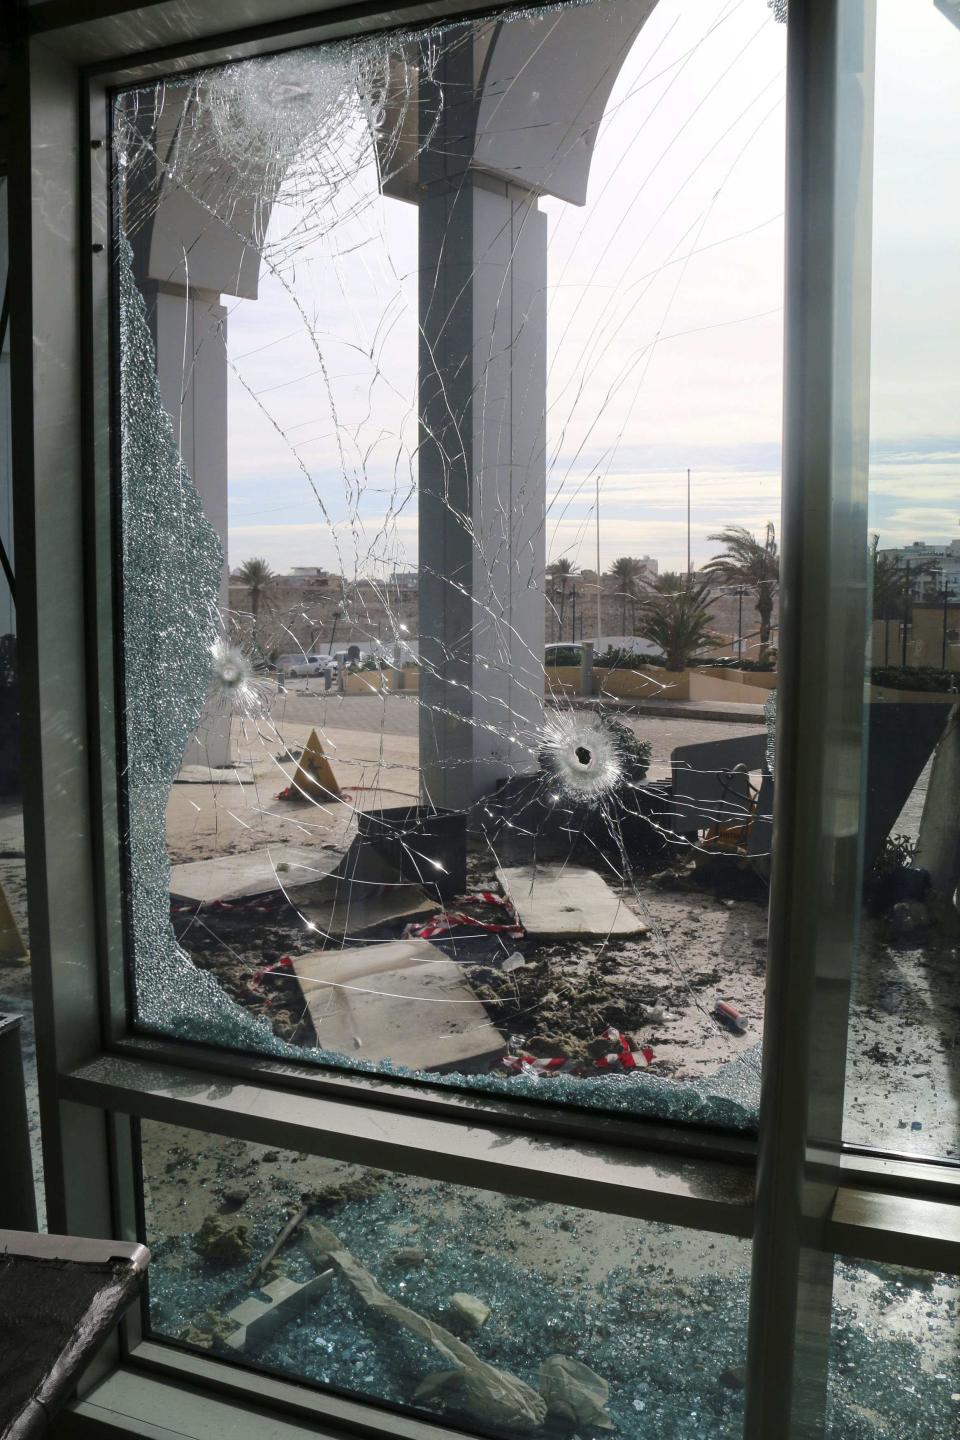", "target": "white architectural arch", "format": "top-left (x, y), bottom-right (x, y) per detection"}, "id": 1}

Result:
top-left (130, 2), bottom-right (658, 787)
